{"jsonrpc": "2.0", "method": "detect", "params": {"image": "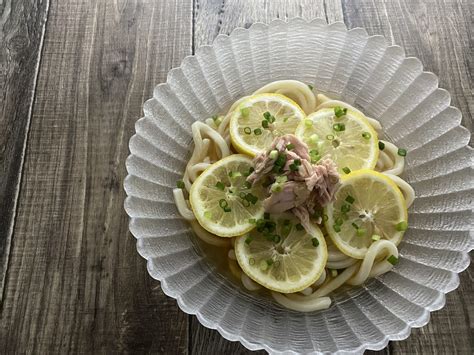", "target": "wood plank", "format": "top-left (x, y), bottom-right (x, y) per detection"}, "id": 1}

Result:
top-left (190, 2), bottom-right (344, 354)
top-left (0, 0), bottom-right (193, 353)
top-left (0, 0), bottom-right (49, 296)
top-left (342, 0), bottom-right (473, 353)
